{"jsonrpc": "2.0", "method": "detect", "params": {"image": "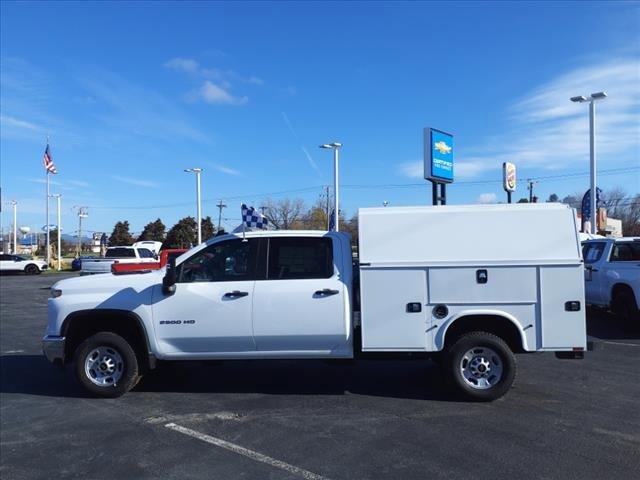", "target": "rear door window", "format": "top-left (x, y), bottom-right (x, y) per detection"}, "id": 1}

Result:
top-left (267, 237), bottom-right (333, 280)
top-left (610, 242), bottom-right (640, 262)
